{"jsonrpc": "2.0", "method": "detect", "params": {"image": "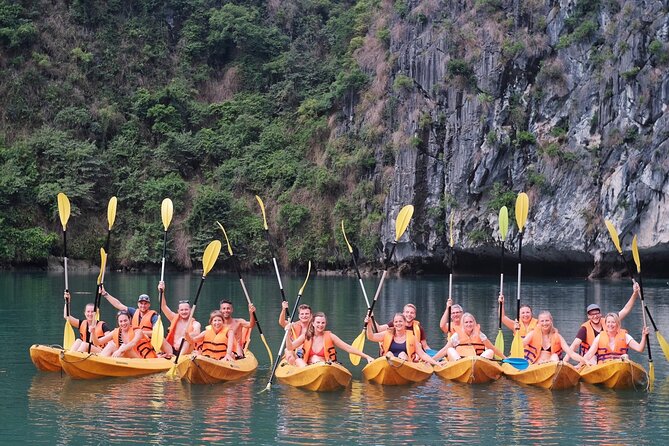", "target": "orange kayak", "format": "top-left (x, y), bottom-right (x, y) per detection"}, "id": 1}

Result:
top-left (433, 356), bottom-right (503, 384)
top-left (30, 344), bottom-right (63, 372)
top-left (503, 361), bottom-right (581, 390)
top-left (579, 359), bottom-right (648, 390)
top-left (362, 356), bottom-right (433, 385)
